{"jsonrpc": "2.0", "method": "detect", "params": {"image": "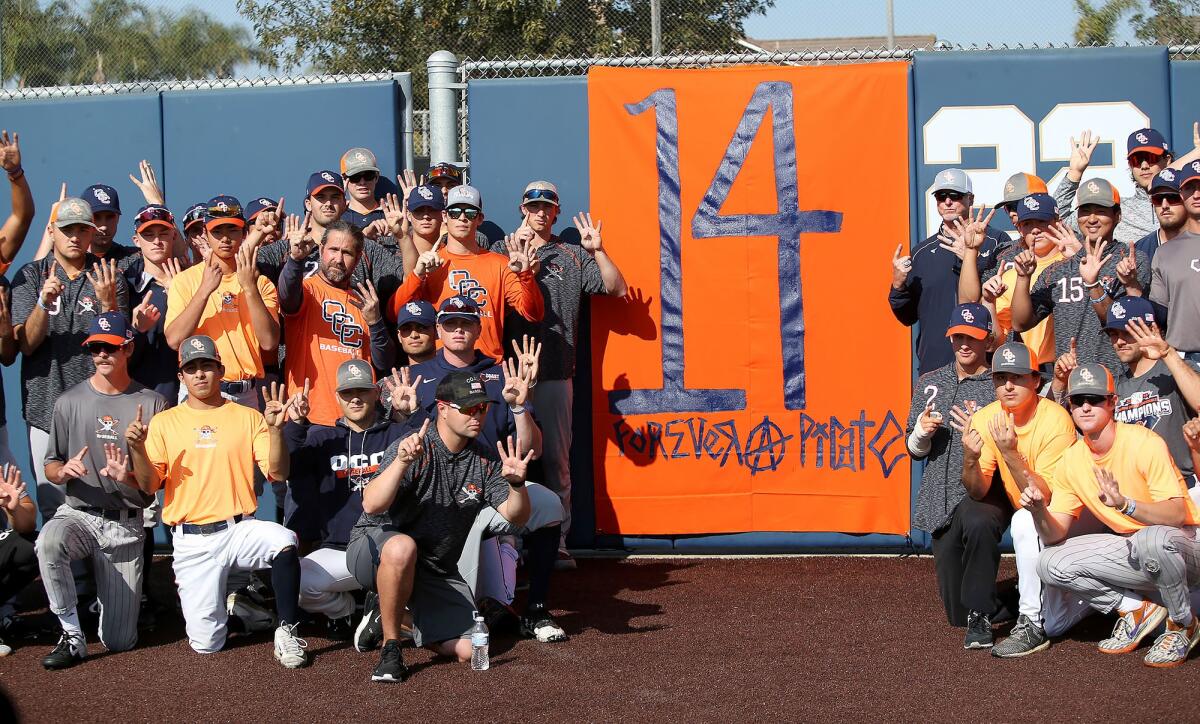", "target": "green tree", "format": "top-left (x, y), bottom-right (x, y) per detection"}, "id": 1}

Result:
top-left (1073, 0), bottom-right (1139, 45)
top-left (1131, 0), bottom-right (1200, 45)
